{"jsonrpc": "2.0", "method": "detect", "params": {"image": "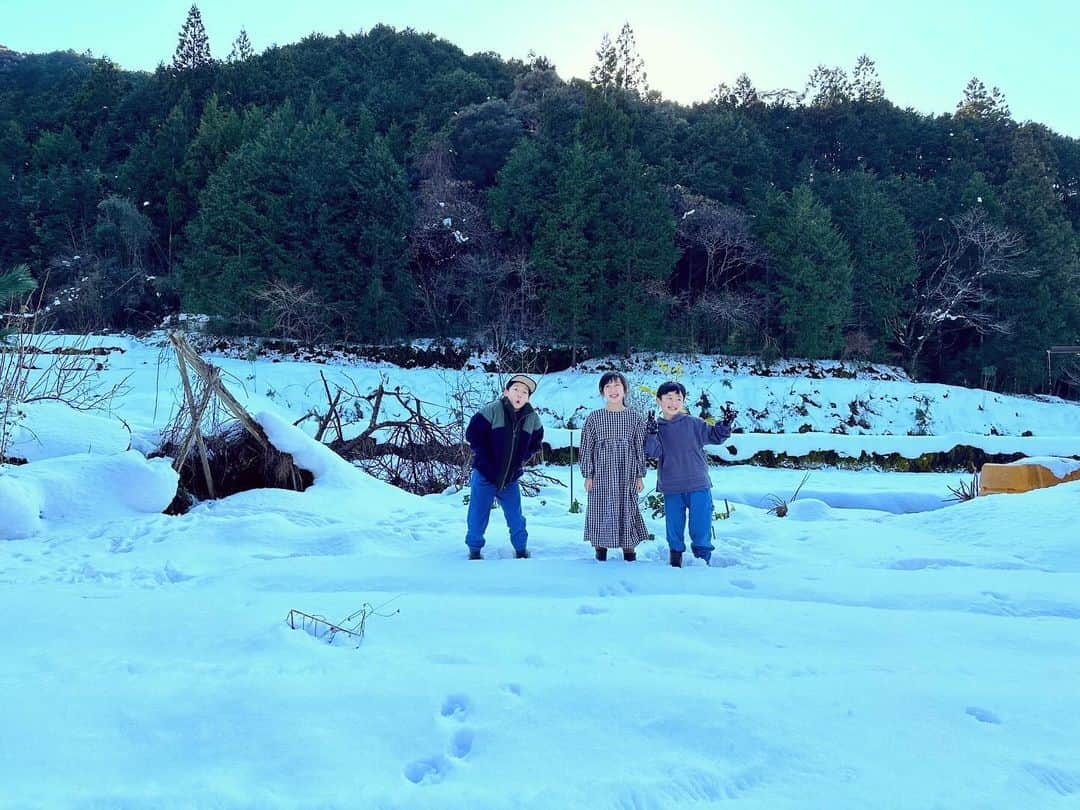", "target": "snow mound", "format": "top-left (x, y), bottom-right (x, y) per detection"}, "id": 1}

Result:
top-left (0, 451), bottom-right (177, 540)
top-left (7, 401), bottom-right (131, 461)
top-left (254, 410), bottom-right (415, 515)
top-left (0, 474), bottom-right (43, 539)
top-left (784, 498), bottom-right (834, 521)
